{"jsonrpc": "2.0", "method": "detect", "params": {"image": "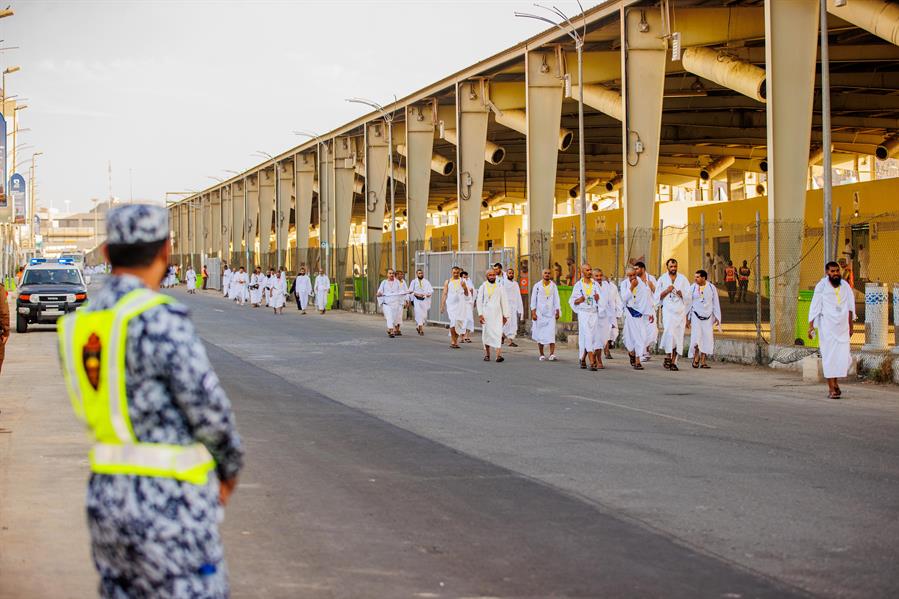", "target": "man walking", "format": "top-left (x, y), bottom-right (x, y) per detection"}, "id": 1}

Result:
top-left (441, 266), bottom-right (470, 349)
top-left (314, 269), bottom-right (330, 313)
top-left (724, 261), bottom-right (738, 303)
top-left (502, 267), bottom-right (524, 347)
top-left (377, 269), bottom-right (406, 338)
top-left (57, 204), bottom-right (243, 598)
top-left (633, 261), bottom-right (657, 361)
top-left (477, 268), bottom-right (510, 362)
top-left (185, 265), bottom-right (197, 294)
top-left (570, 264), bottom-right (602, 371)
top-left (656, 258), bottom-right (691, 371)
top-left (809, 261), bottom-right (855, 398)
top-left (620, 266), bottom-right (654, 370)
top-left (409, 269), bottom-right (433, 336)
top-left (222, 264), bottom-right (232, 298)
top-left (530, 268), bottom-right (560, 361)
top-left (687, 269), bottom-right (721, 369)
top-left (737, 260), bottom-right (751, 303)
top-left (291, 266), bottom-right (312, 313)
